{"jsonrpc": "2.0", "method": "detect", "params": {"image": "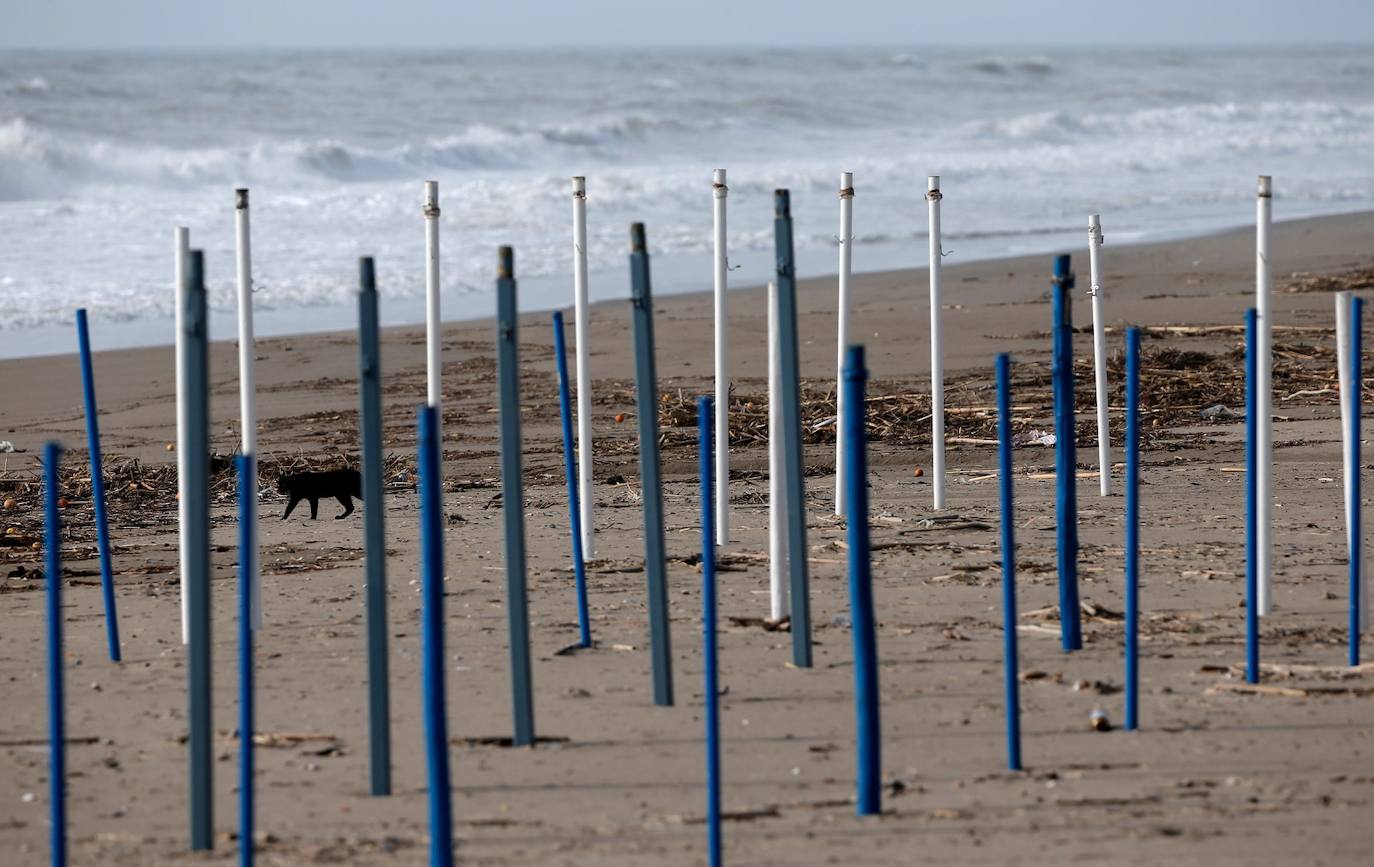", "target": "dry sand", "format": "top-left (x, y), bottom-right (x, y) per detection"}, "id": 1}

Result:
top-left (3, 211), bottom-right (1374, 866)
